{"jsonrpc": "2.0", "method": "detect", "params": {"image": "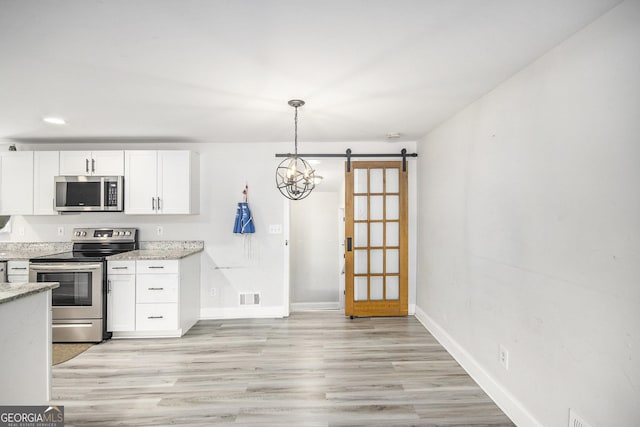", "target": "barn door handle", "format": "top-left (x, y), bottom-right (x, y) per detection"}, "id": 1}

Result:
top-left (347, 237), bottom-right (352, 252)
